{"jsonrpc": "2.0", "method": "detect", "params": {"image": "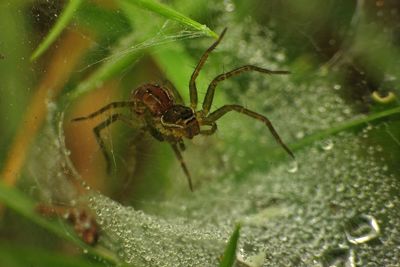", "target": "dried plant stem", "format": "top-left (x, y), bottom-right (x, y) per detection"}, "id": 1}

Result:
top-left (0, 29), bottom-right (92, 191)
